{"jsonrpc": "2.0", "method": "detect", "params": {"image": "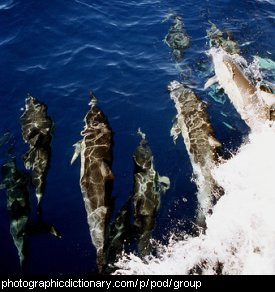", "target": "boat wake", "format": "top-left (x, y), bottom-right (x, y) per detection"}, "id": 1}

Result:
top-left (113, 124), bottom-right (275, 275)
top-left (113, 34), bottom-right (275, 275)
